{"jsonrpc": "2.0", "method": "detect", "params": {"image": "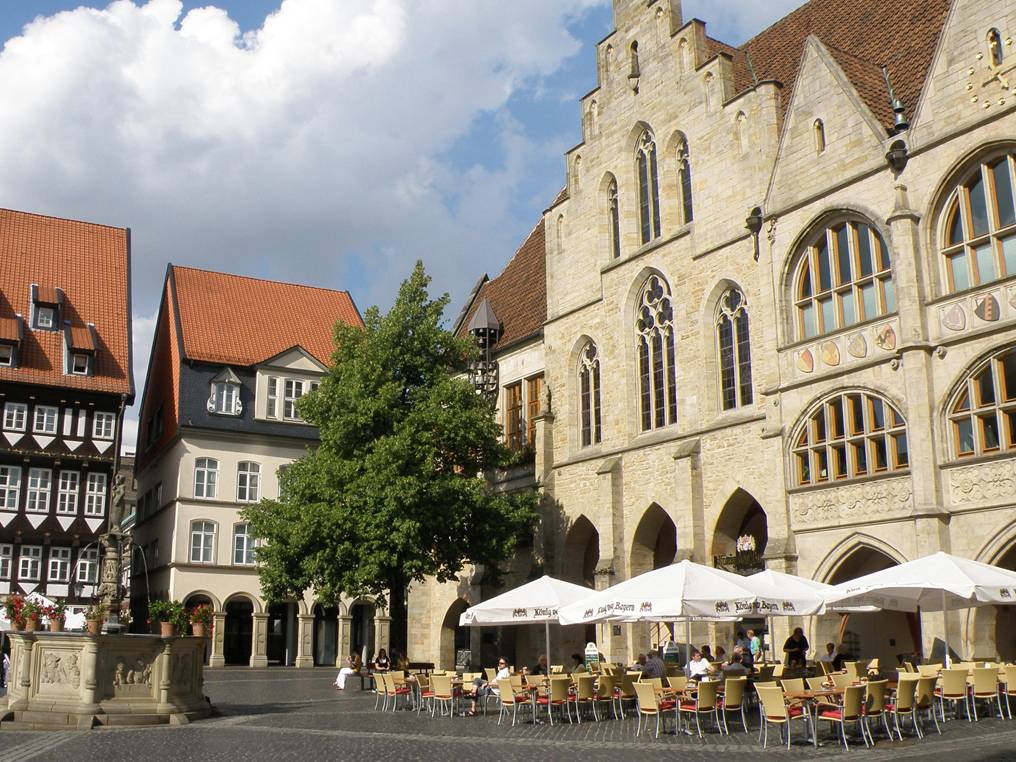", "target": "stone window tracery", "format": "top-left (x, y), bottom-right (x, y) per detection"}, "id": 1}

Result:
top-left (608, 177), bottom-right (621, 259)
top-left (794, 220), bottom-right (894, 339)
top-left (792, 391), bottom-right (908, 487)
top-left (635, 275), bottom-right (677, 431)
top-left (940, 152), bottom-right (1016, 292)
top-left (677, 136), bottom-right (693, 225)
top-left (636, 129), bottom-right (661, 245)
top-left (579, 340), bottom-right (602, 447)
top-left (948, 345), bottom-right (1016, 459)
top-left (717, 288), bottom-right (753, 410)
